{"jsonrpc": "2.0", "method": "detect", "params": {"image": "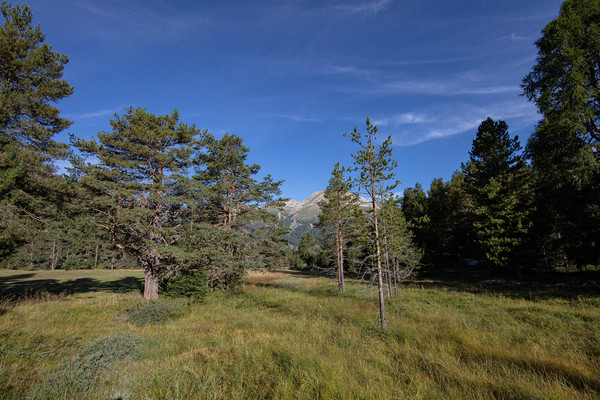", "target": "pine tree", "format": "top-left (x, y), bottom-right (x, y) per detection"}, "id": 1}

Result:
top-left (192, 132), bottom-right (287, 283)
top-left (423, 173), bottom-right (475, 265)
top-left (401, 183), bottom-right (429, 250)
top-left (0, 1), bottom-right (73, 155)
top-left (317, 162), bottom-right (359, 291)
top-left (522, 0), bottom-right (600, 162)
top-left (345, 117), bottom-right (398, 330)
top-left (379, 196), bottom-right (420, 297)
top-left (72, 107), bottom-right (204, 299)
top-left (0, 2), bottom-right (74, 262)
top-left (193, 133), bottom-right (284, 230)
top-left (462, 118), bottom-right (532, 271)
top-left (522, 0), bottom-right (600, 267)
top-left (297, 231), bottom-right (321, 268)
